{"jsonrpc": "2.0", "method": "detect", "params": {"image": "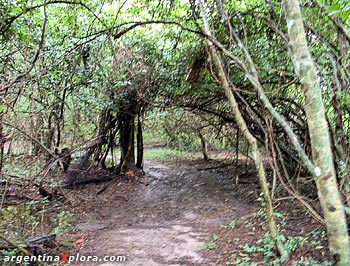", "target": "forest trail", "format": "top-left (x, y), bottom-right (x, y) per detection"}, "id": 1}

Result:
top-left (72, 158), bottom-right (252, 266)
